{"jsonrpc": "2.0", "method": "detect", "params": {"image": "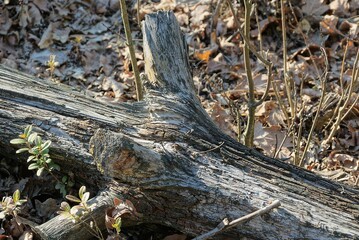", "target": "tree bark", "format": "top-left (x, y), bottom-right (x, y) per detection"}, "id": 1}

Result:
top-left (0, 11), bottom-right (358, 240)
